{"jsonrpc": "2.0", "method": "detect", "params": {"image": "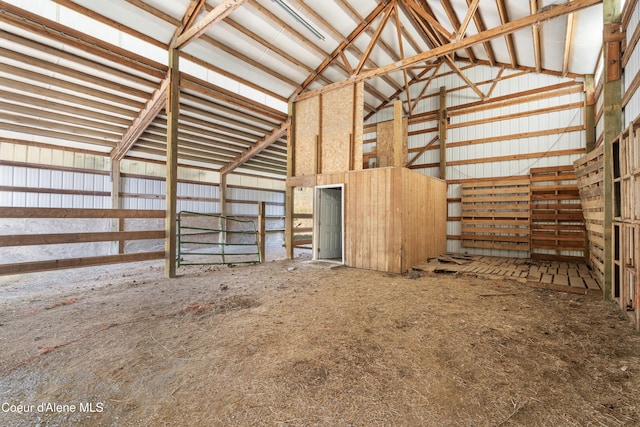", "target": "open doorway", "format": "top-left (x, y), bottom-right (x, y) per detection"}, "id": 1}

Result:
top-left (313, 185), bottom-right (344, 264)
